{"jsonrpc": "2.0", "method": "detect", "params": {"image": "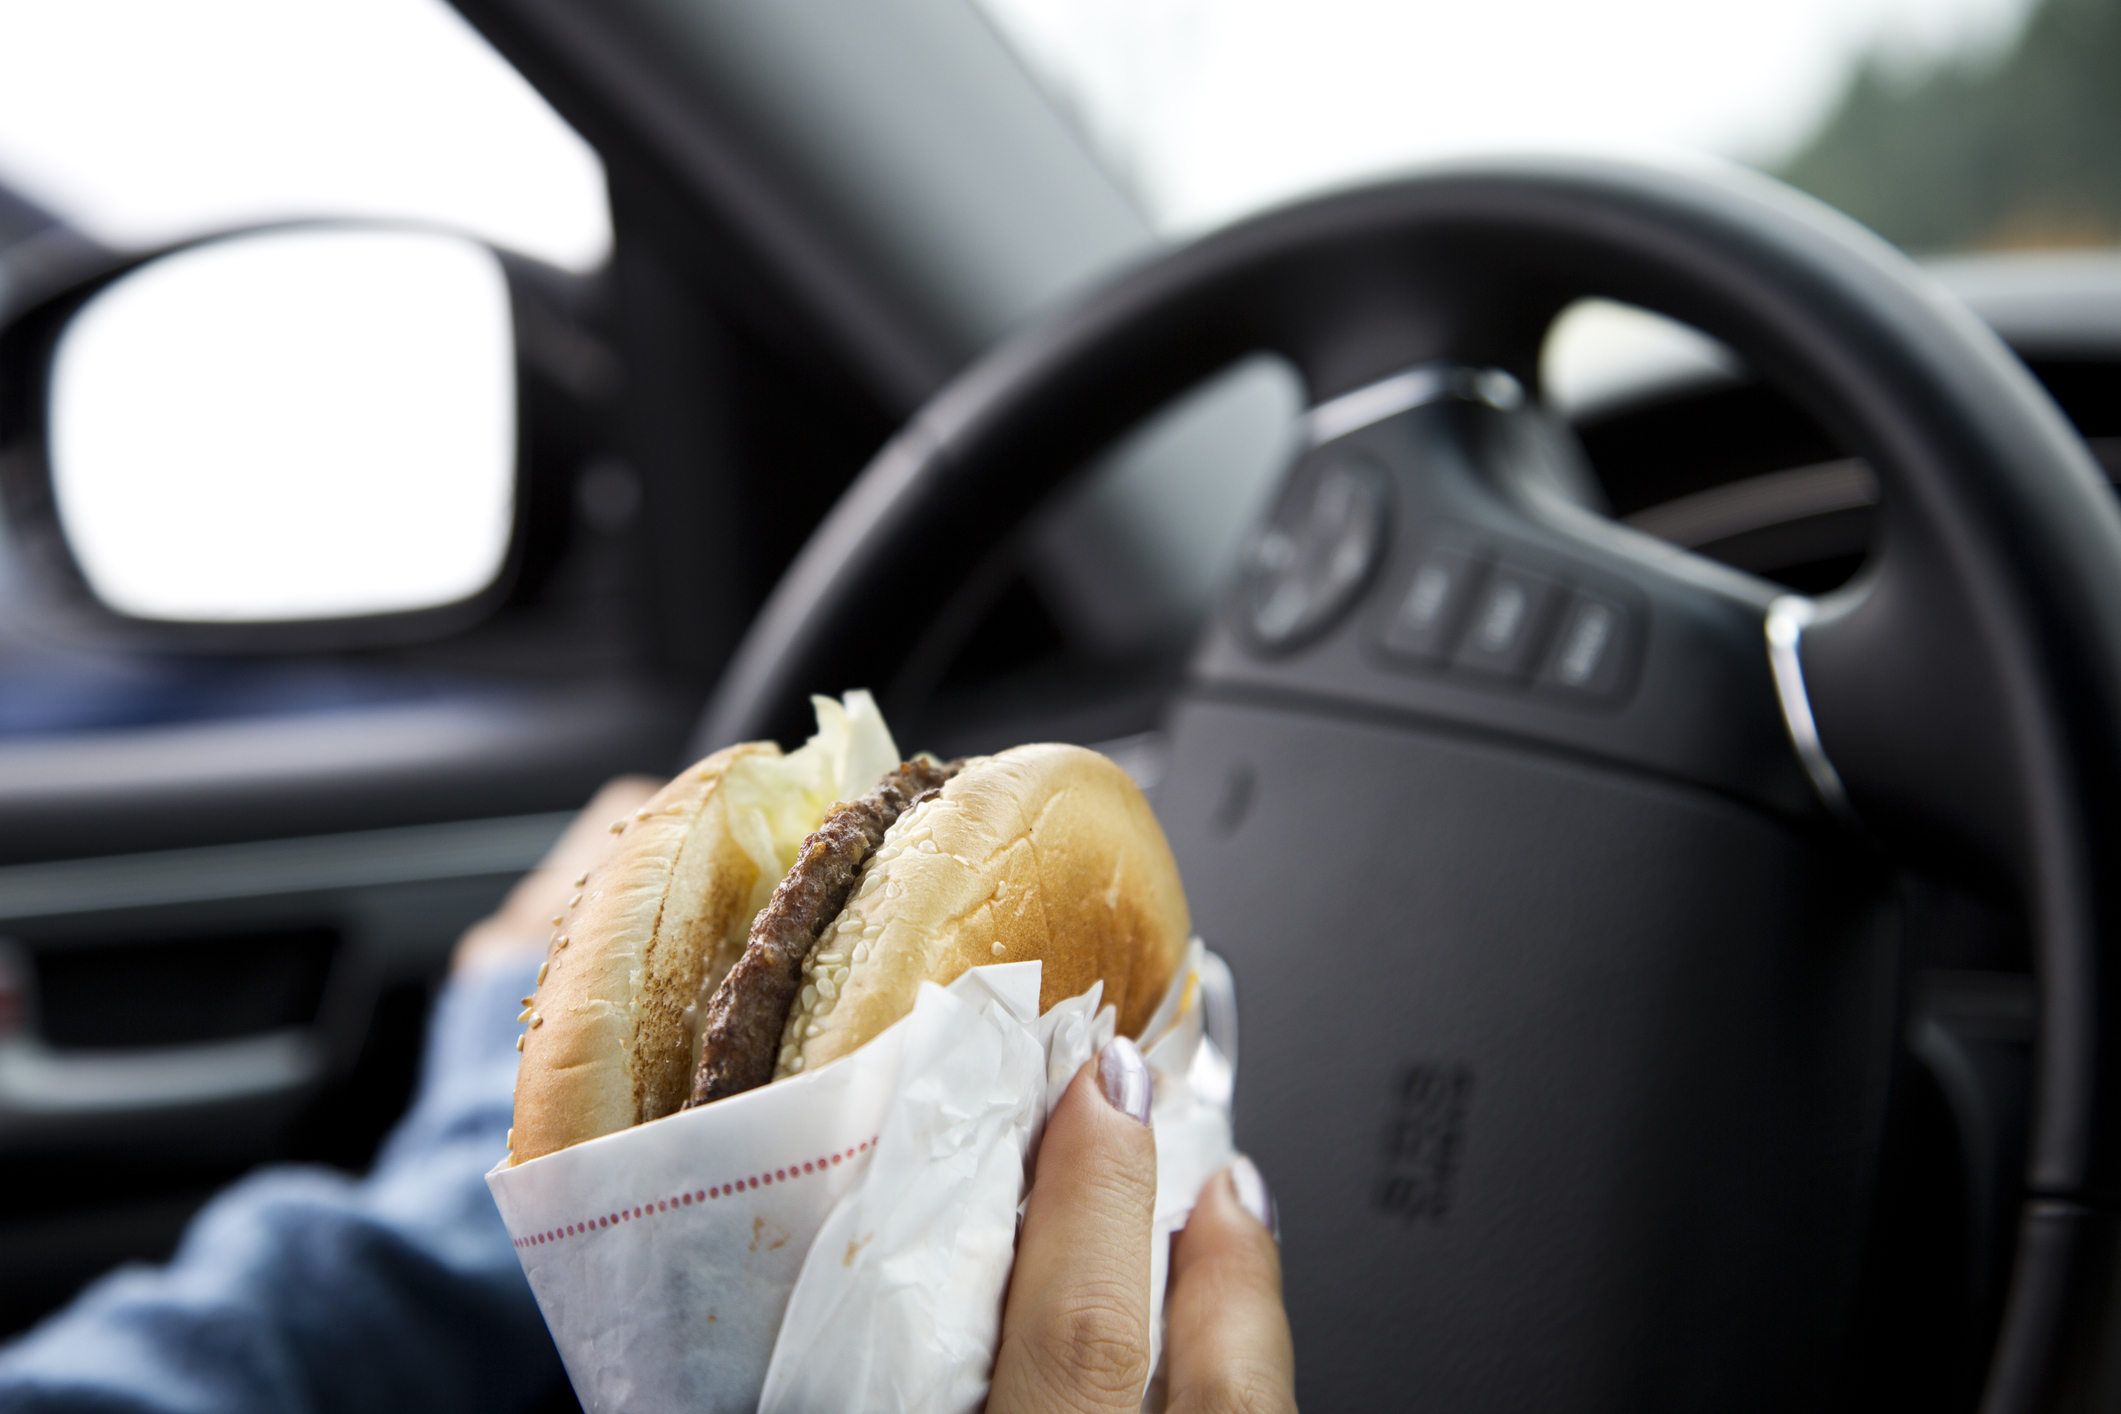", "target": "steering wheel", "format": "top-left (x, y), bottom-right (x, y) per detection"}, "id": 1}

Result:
top-left (695, 158), bottom-right (2121, 1410)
